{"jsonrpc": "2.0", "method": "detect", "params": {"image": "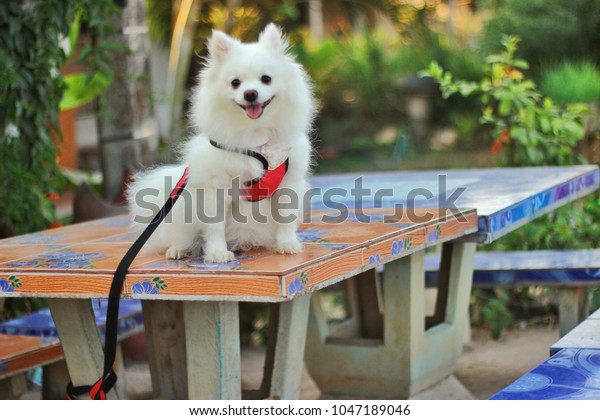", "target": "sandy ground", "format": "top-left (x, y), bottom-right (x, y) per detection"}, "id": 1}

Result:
top-left (19, 325), bottom-right (559, 400)
top-left (454, 325), bottom-right (559, 399)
